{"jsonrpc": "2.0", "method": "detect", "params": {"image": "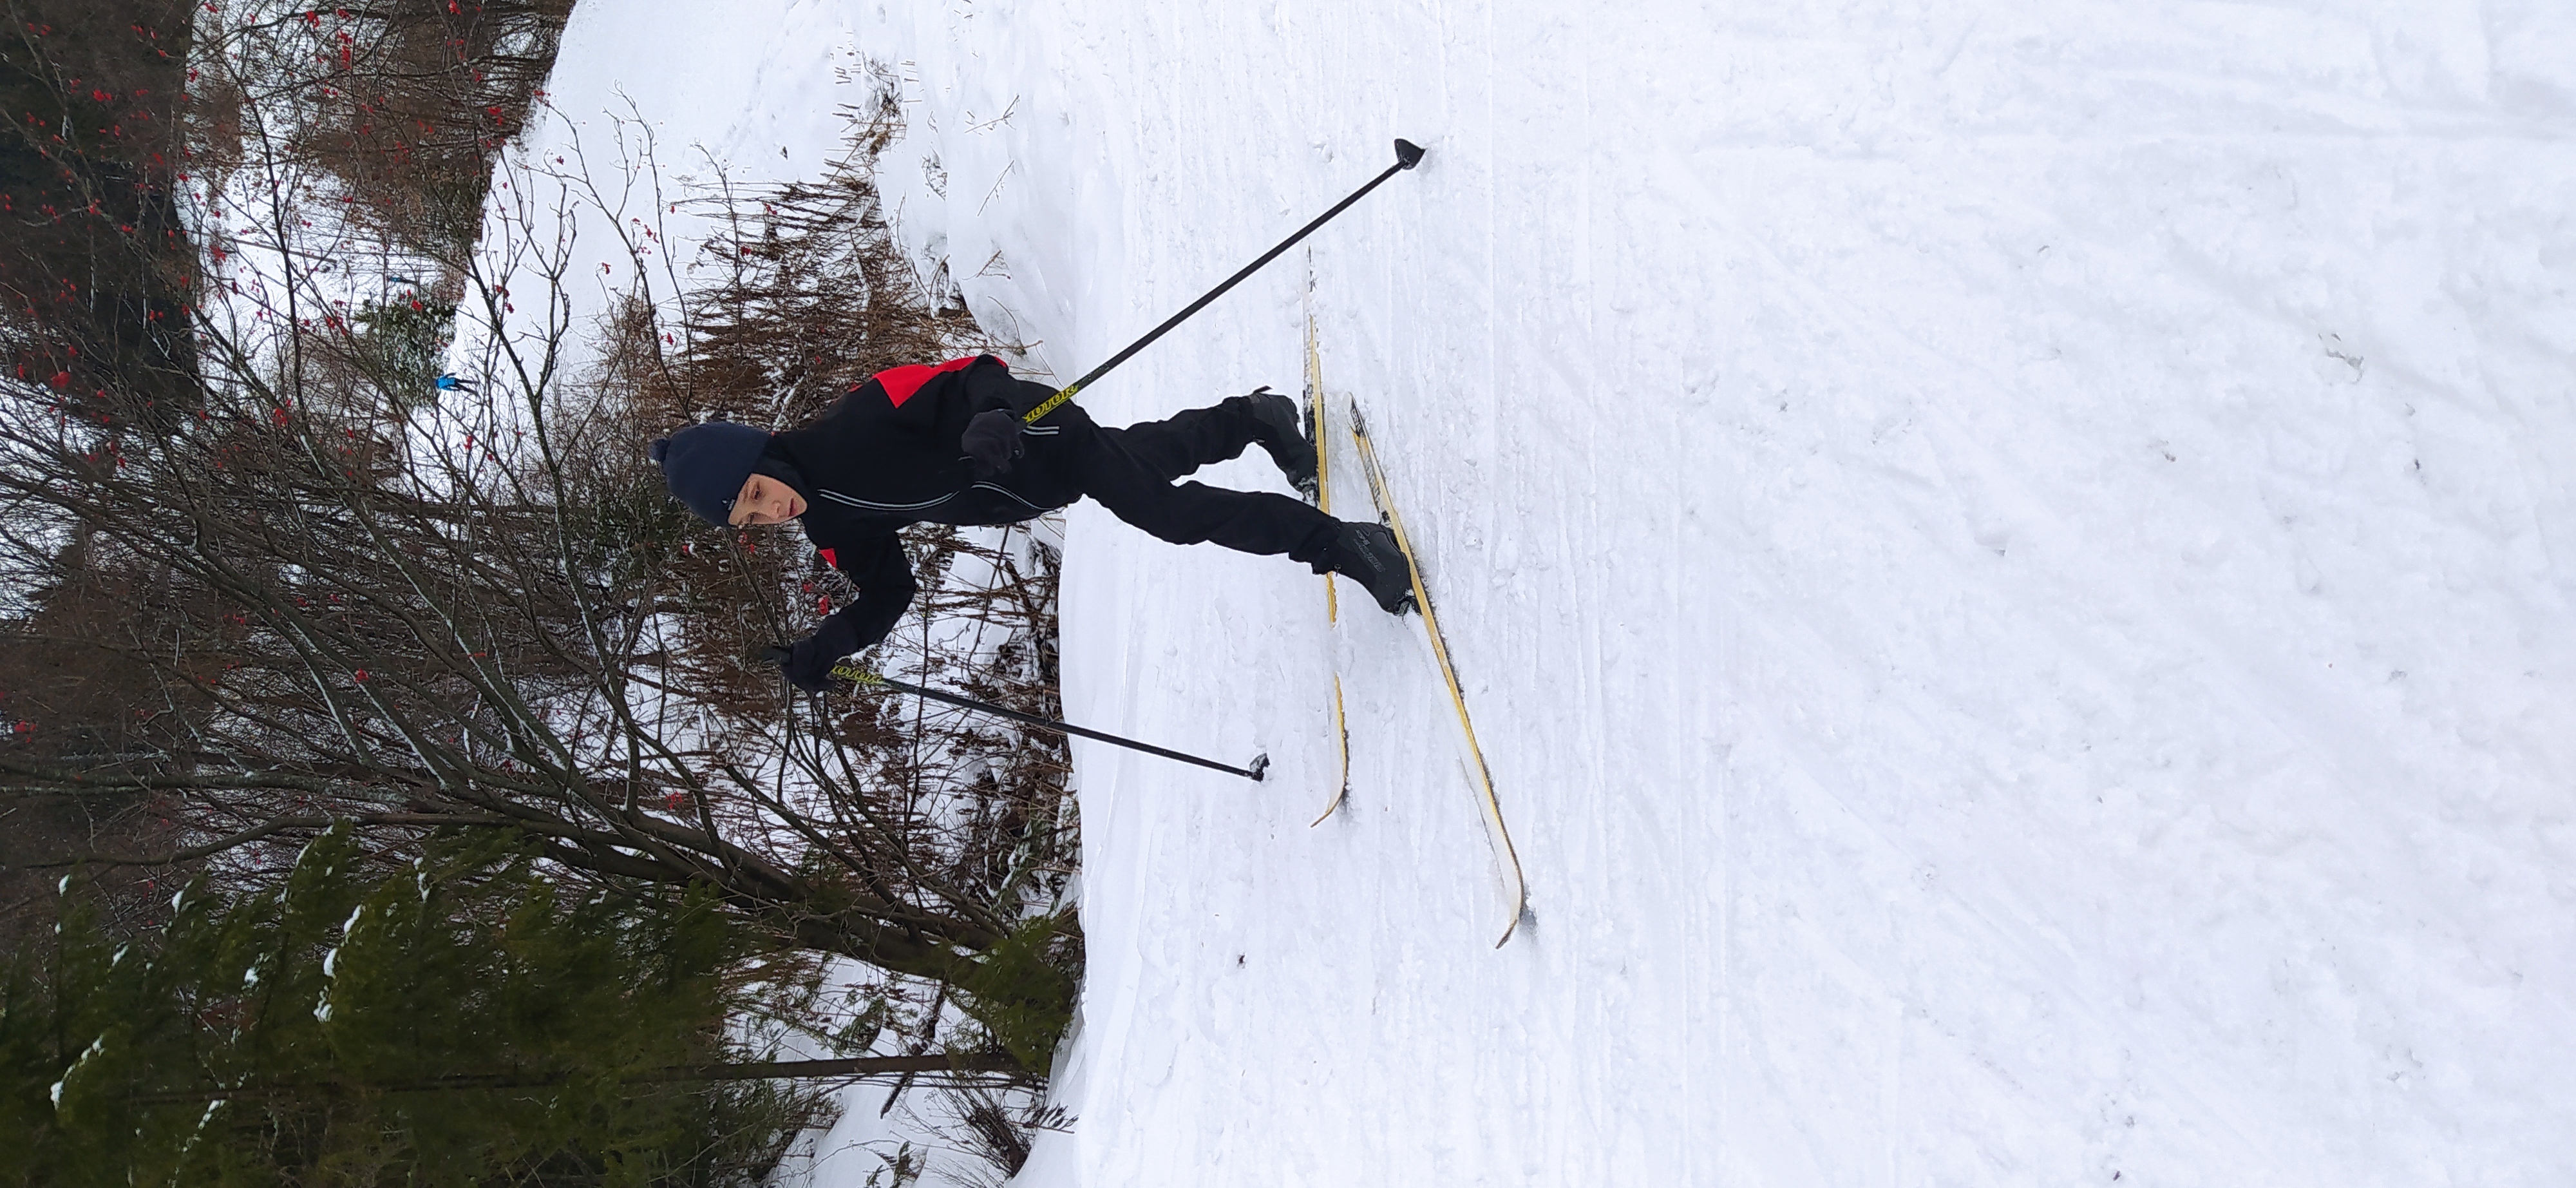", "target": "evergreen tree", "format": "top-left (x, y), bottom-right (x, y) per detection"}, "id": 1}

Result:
top-left (0, 826), bottom-right (822, 1185)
